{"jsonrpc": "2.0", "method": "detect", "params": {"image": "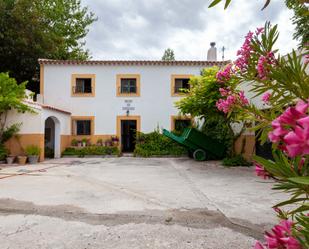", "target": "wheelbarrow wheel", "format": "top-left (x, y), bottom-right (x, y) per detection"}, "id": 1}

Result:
top-left (193, 149), bottom-right (206, 161)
